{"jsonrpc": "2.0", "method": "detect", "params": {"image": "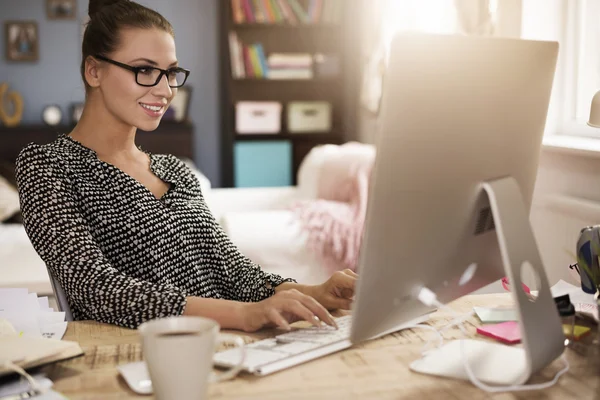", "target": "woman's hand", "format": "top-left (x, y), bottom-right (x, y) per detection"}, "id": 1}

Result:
top-left (240, 289), bottom-right (338, 333)
top-left (309, 269), bottom-right (358, 311)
